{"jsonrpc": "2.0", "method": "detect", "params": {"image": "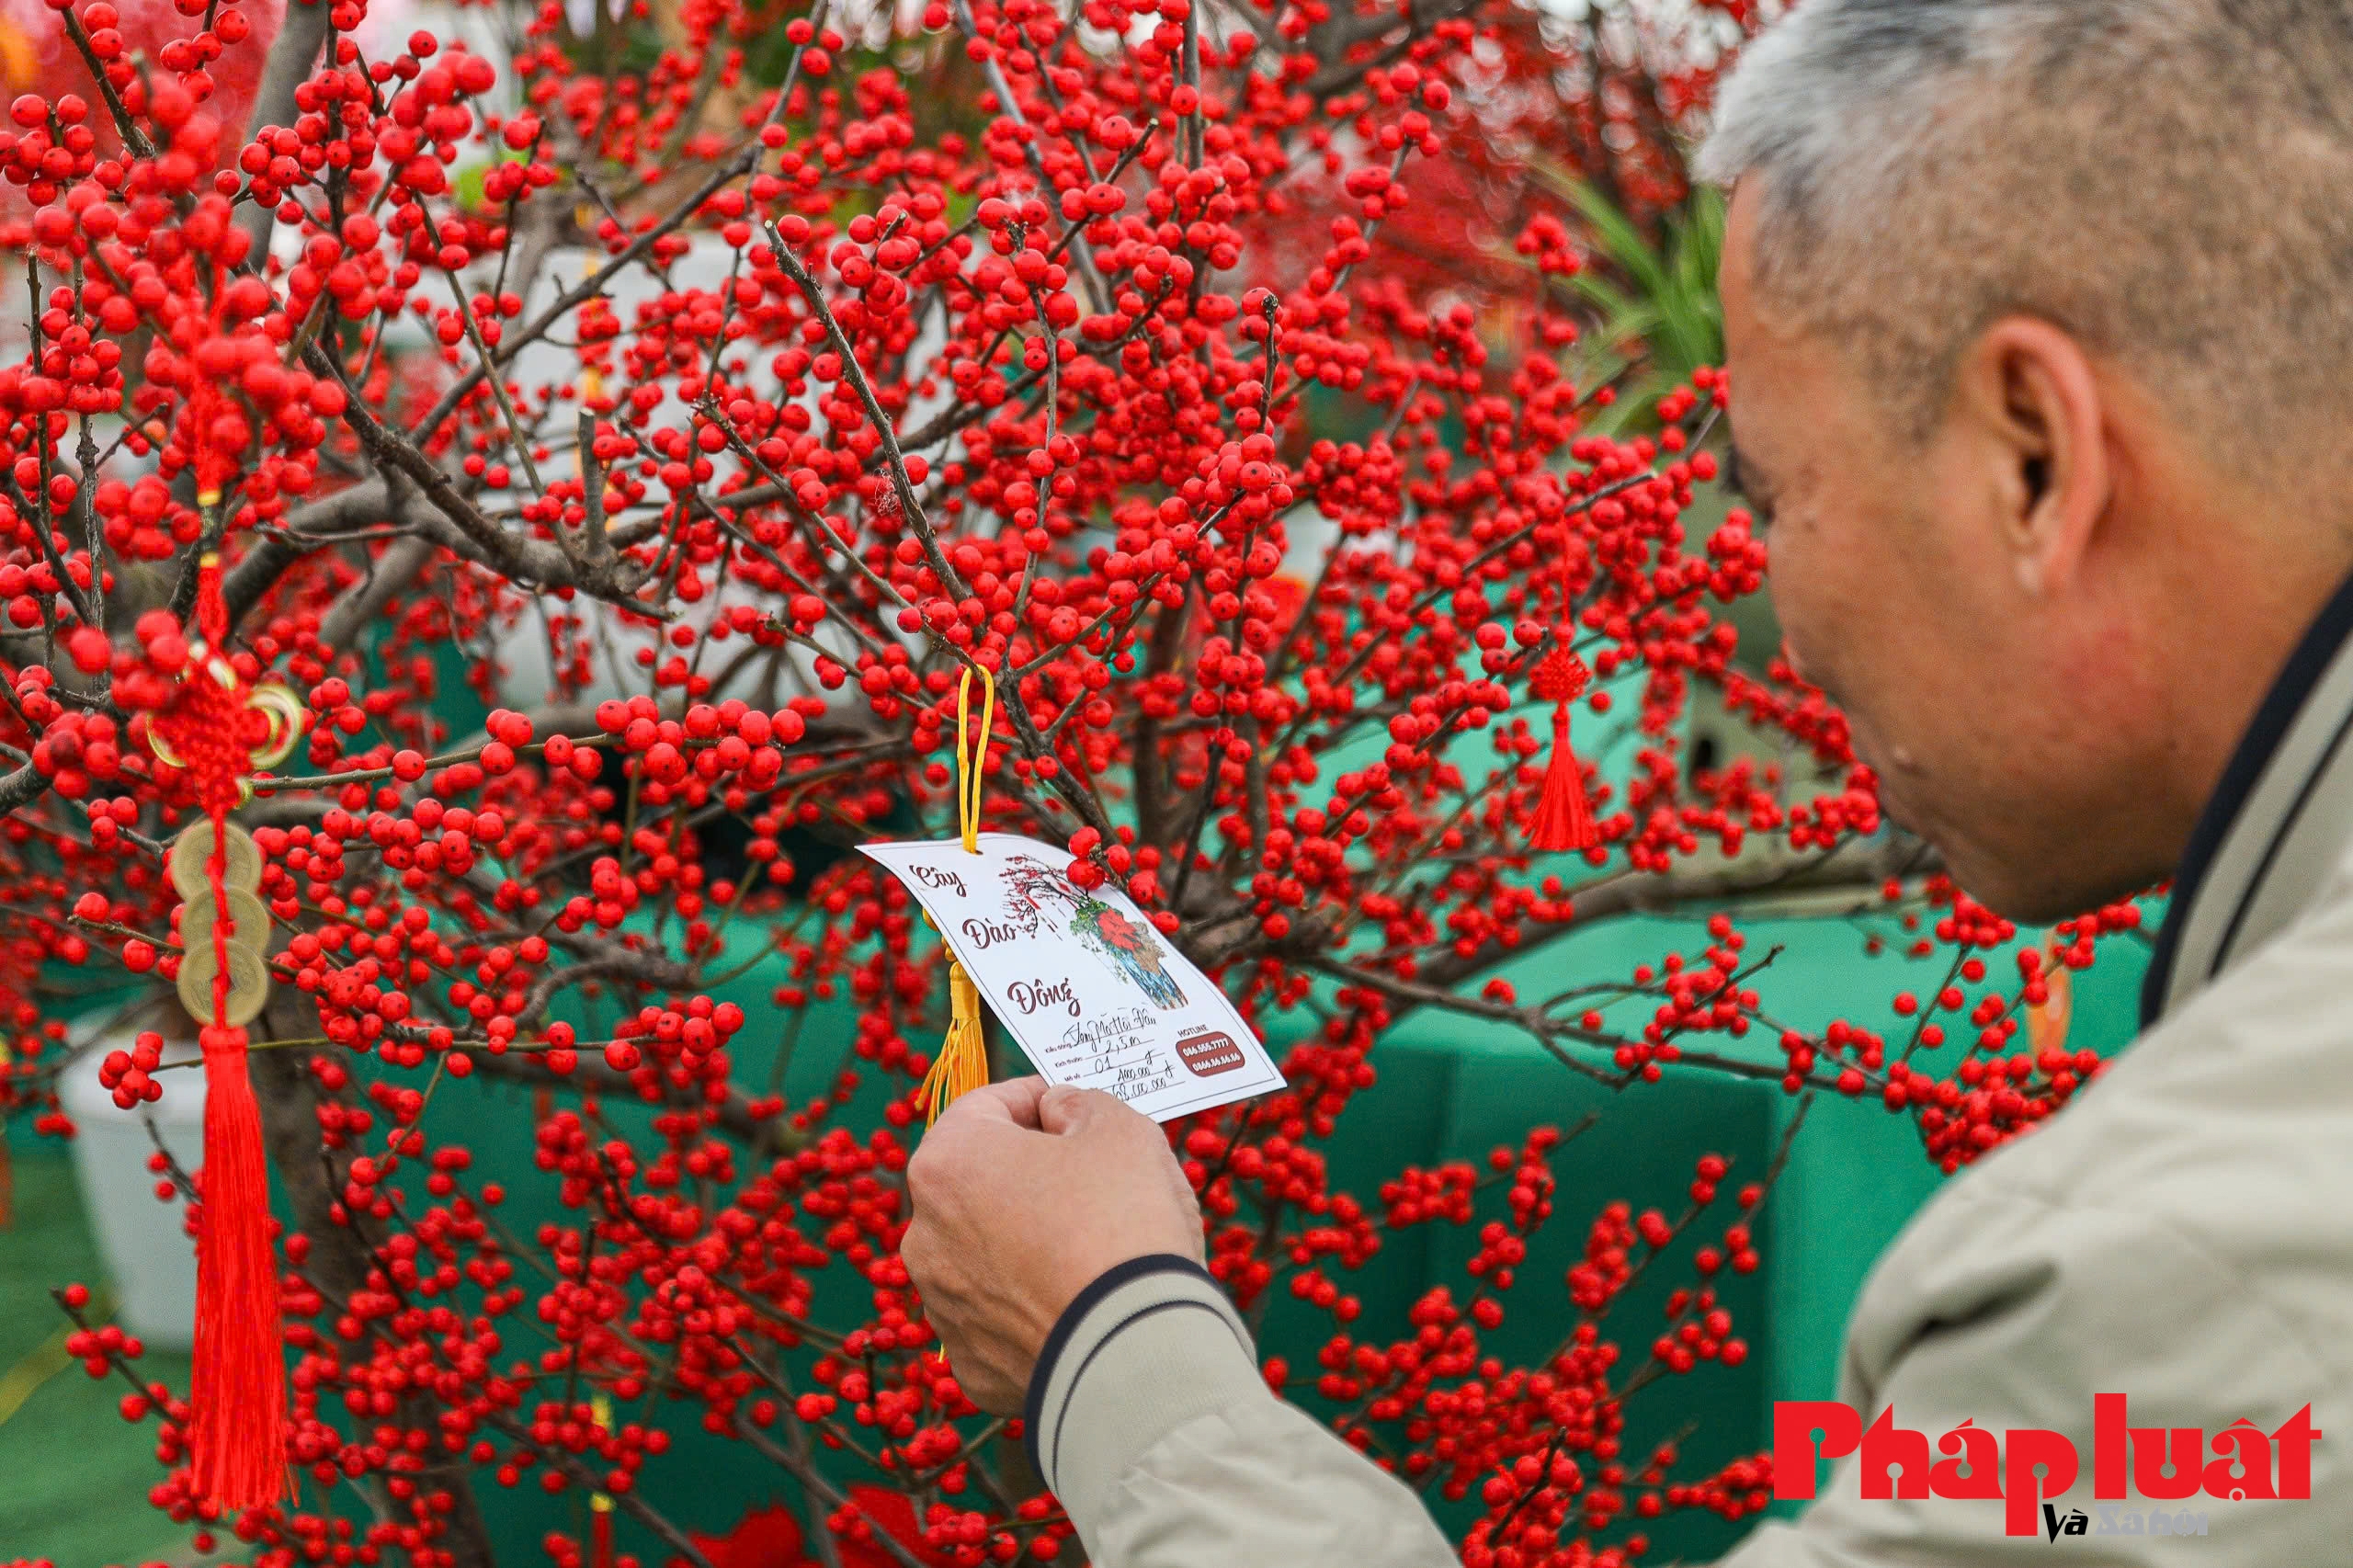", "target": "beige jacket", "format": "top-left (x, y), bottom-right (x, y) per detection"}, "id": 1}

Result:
top-left (1029, 582), bottom-right (2353, 1565)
